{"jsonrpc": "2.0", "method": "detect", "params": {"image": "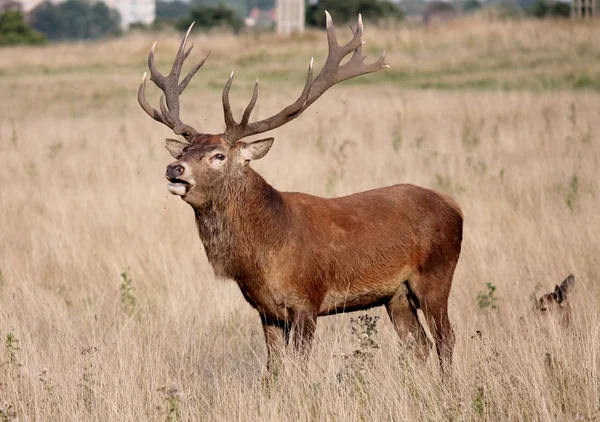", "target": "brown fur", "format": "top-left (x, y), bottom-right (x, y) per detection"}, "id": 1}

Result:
top-left (167, 133), bottom-right (463, 375)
